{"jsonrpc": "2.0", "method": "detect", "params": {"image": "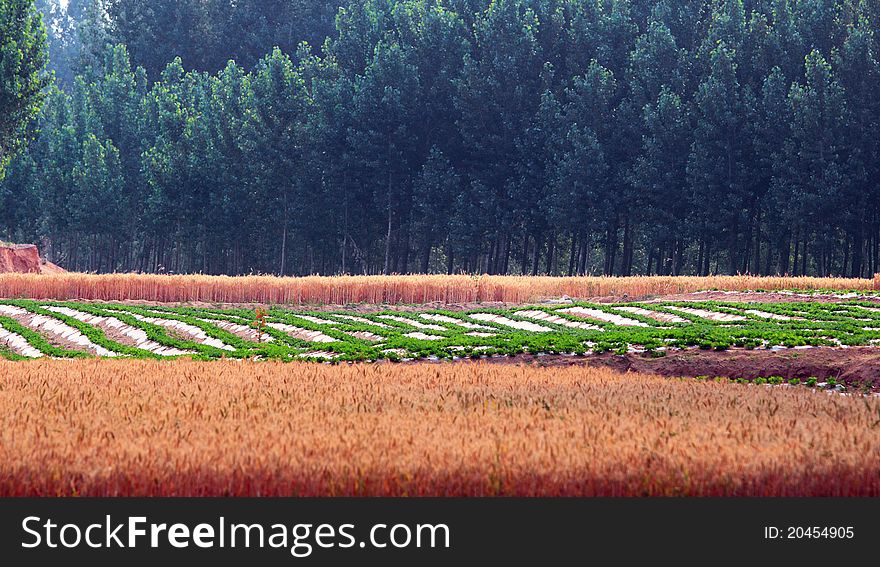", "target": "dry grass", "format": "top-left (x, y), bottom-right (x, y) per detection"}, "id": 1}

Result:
top-left (0, 273), bottom-right (871, 304)
top-left (1, 360), bottom-right (878, 496)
